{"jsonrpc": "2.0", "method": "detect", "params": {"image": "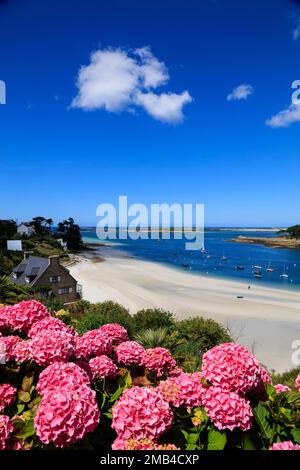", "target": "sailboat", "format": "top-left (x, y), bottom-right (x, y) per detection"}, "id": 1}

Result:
top-left (221, 251), bottom-right (227, 261)
top-left (280, 265), bottom-right (289, 279)
top-left (266, 261), bottom-right (274, 273)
